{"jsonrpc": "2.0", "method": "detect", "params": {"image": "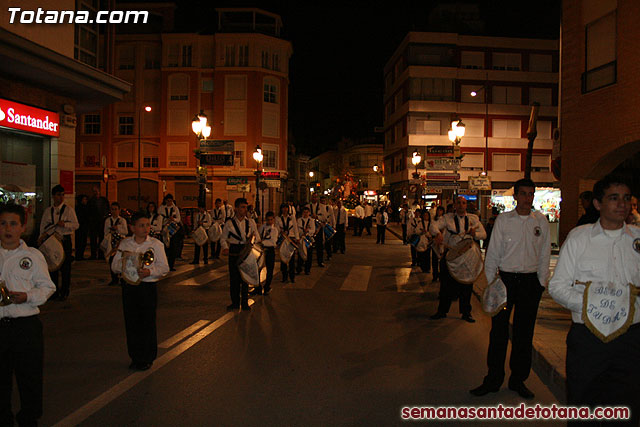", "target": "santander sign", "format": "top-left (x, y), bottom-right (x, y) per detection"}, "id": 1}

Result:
top-left (0, 98), bottom-right (60, 137)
